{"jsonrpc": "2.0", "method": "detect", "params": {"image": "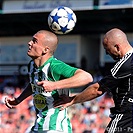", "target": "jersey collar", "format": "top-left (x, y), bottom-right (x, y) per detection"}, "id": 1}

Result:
top-left (38, 56), bottom-right (54, 71)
